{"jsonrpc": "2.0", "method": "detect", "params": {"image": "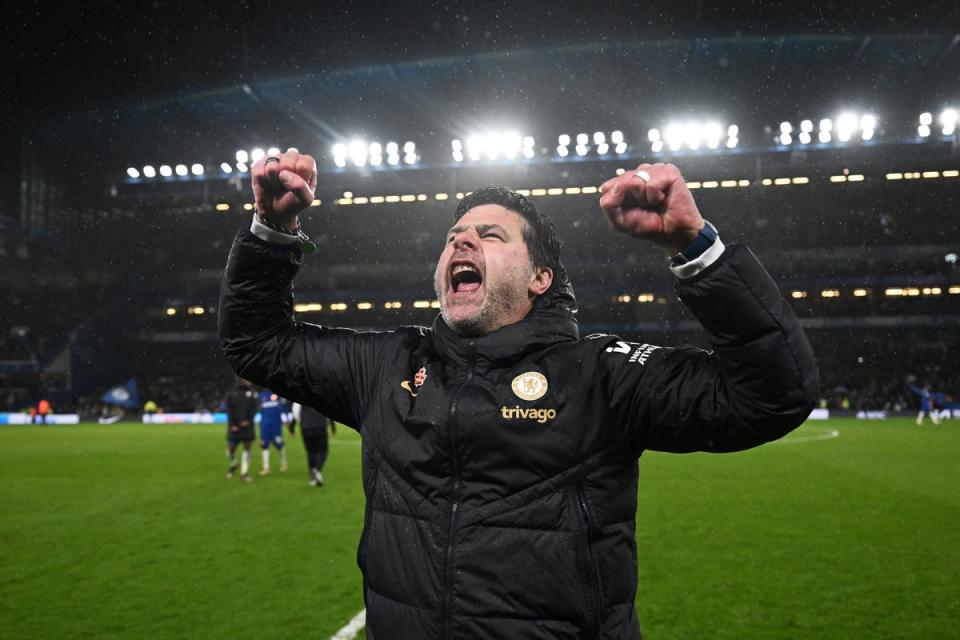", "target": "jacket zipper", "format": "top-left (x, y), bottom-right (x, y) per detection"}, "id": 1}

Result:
top-left (575, 481), bottom-right (604, 636)
top-left (441, 347), bottom-right (475, 639)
